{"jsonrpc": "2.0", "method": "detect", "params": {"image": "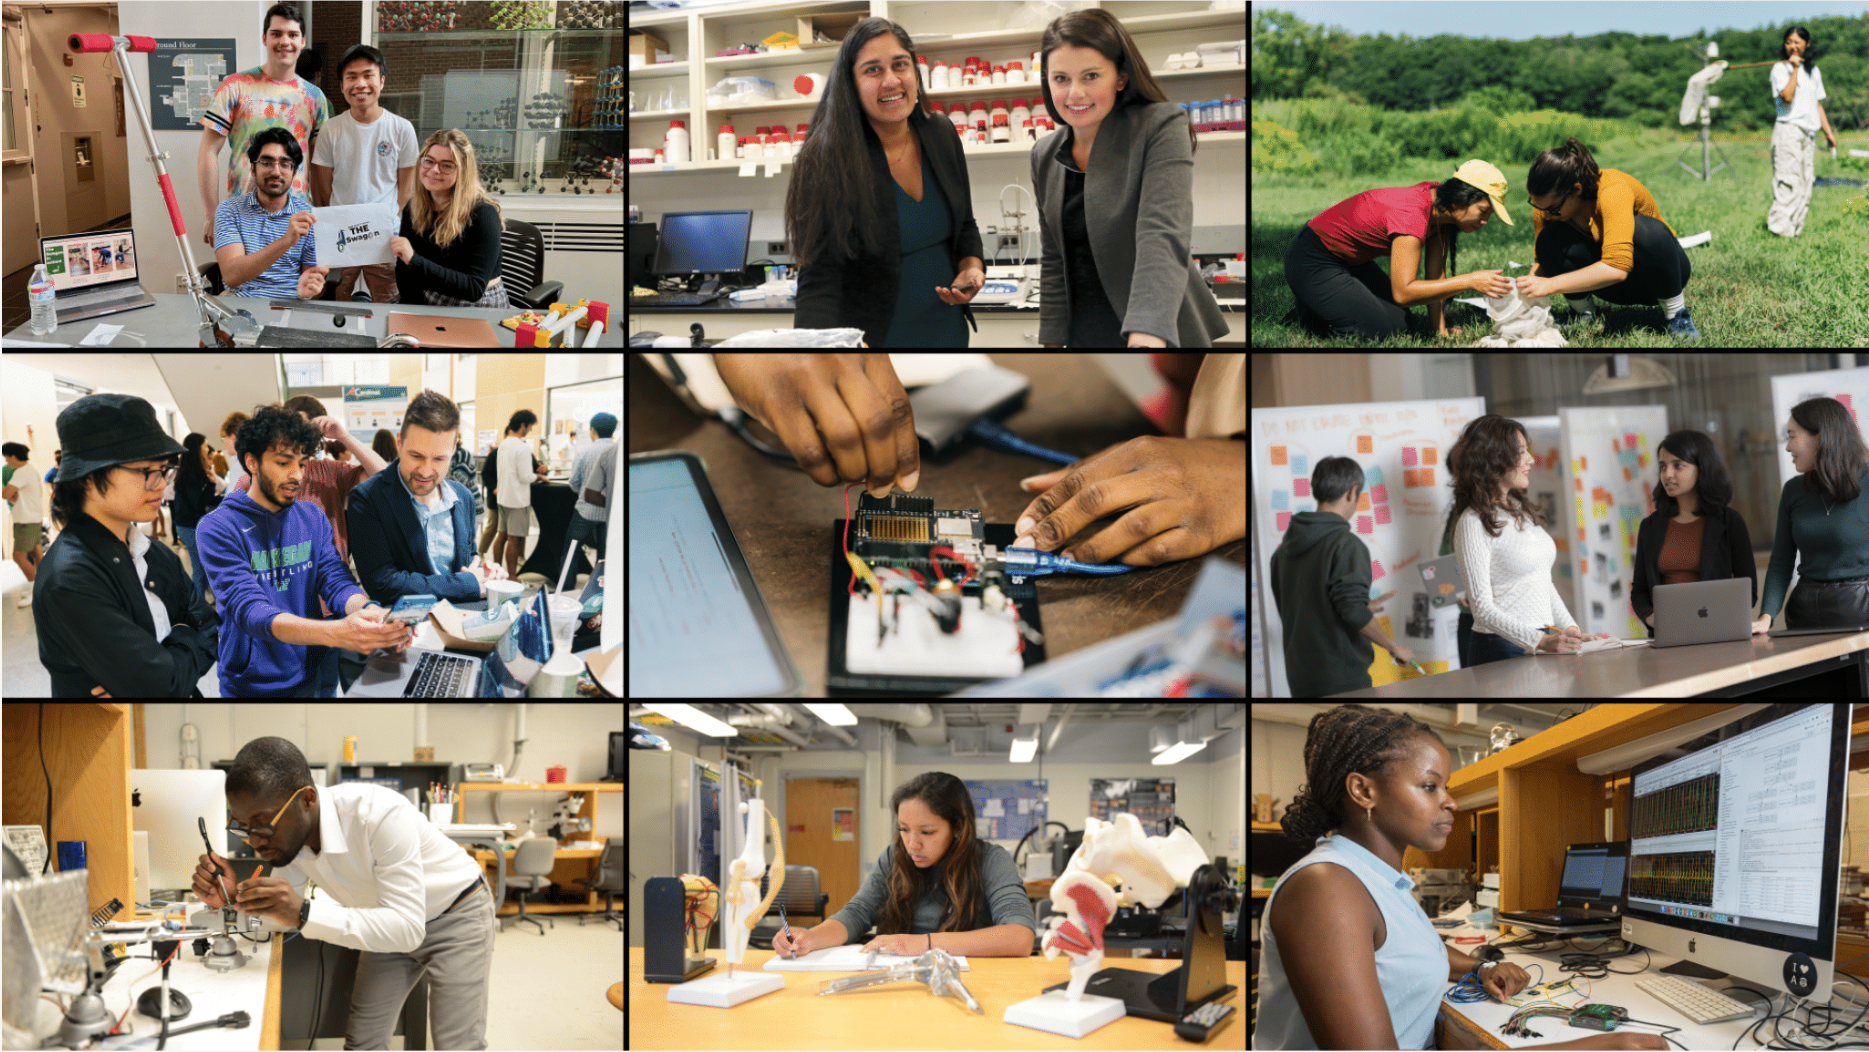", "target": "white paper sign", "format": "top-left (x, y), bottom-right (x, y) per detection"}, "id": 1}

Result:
top-left (310, 203), bottom-right (399, 268)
